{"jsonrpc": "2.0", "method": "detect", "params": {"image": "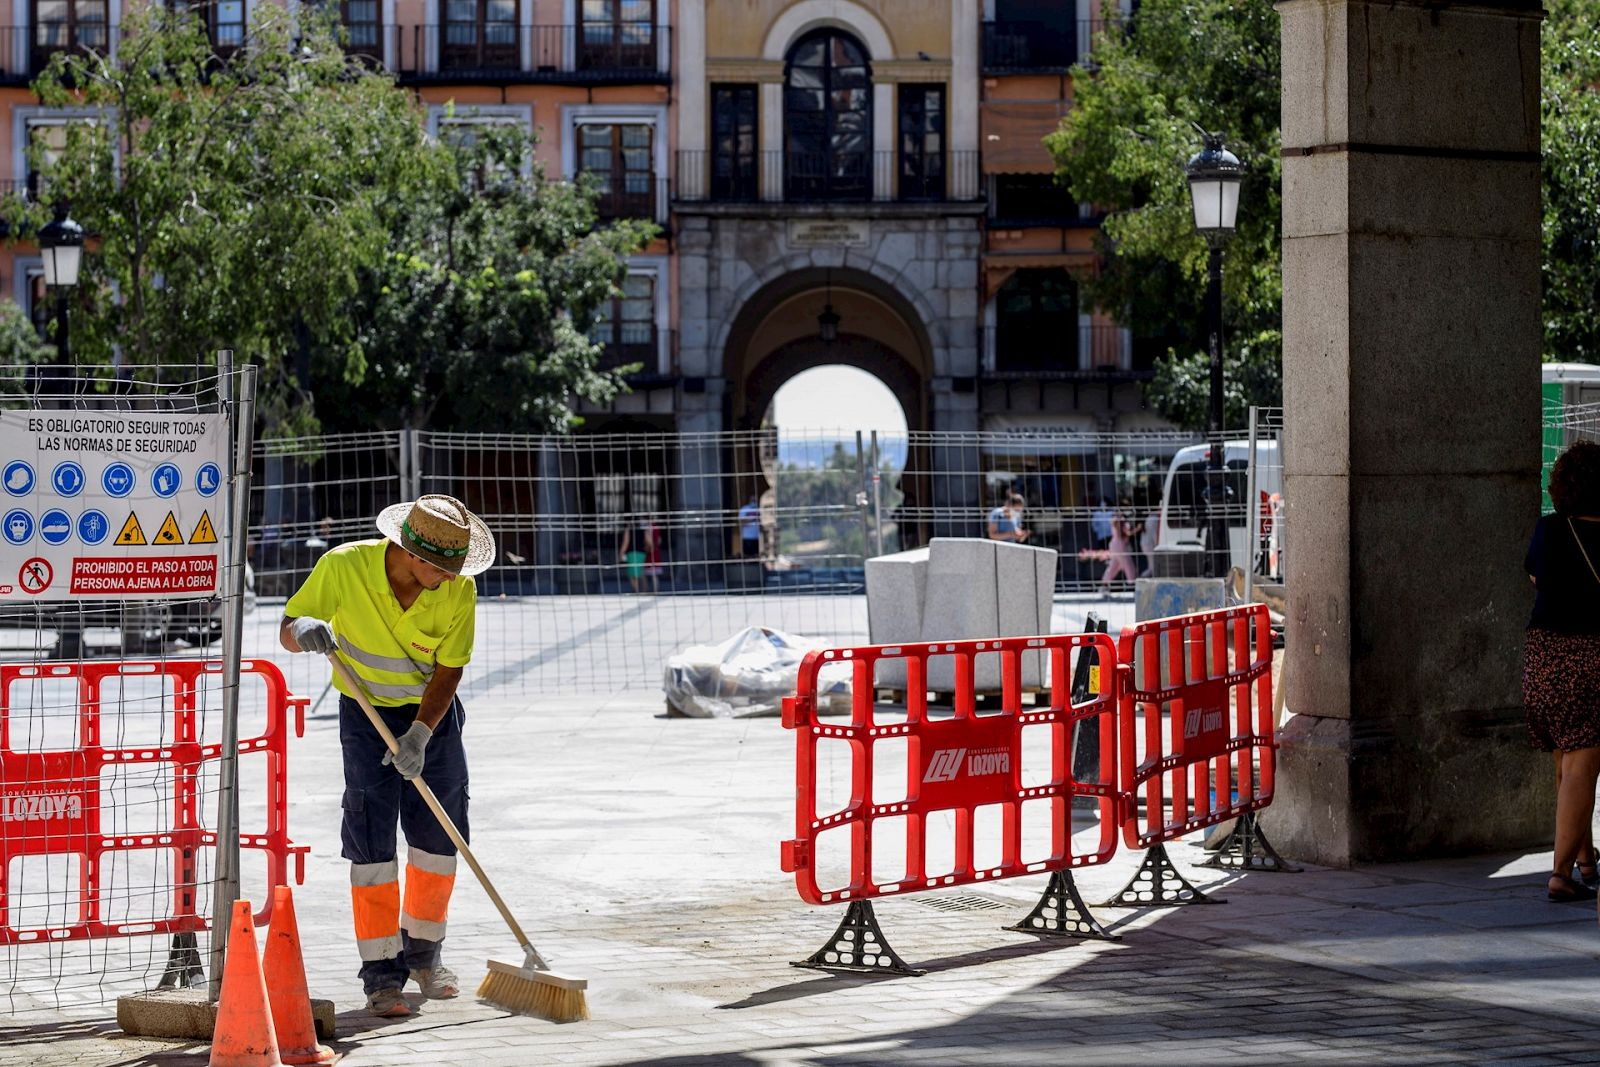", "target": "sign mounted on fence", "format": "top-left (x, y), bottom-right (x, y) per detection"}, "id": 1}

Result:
top-left (0, 411), bottom-right (227, 600)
